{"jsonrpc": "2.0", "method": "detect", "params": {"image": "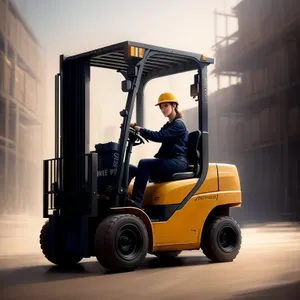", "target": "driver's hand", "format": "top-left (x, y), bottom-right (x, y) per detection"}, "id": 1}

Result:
top-left (130, 122), bottom-right (136, 128)
top-left (134, 125), bottom-right (141, 132)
